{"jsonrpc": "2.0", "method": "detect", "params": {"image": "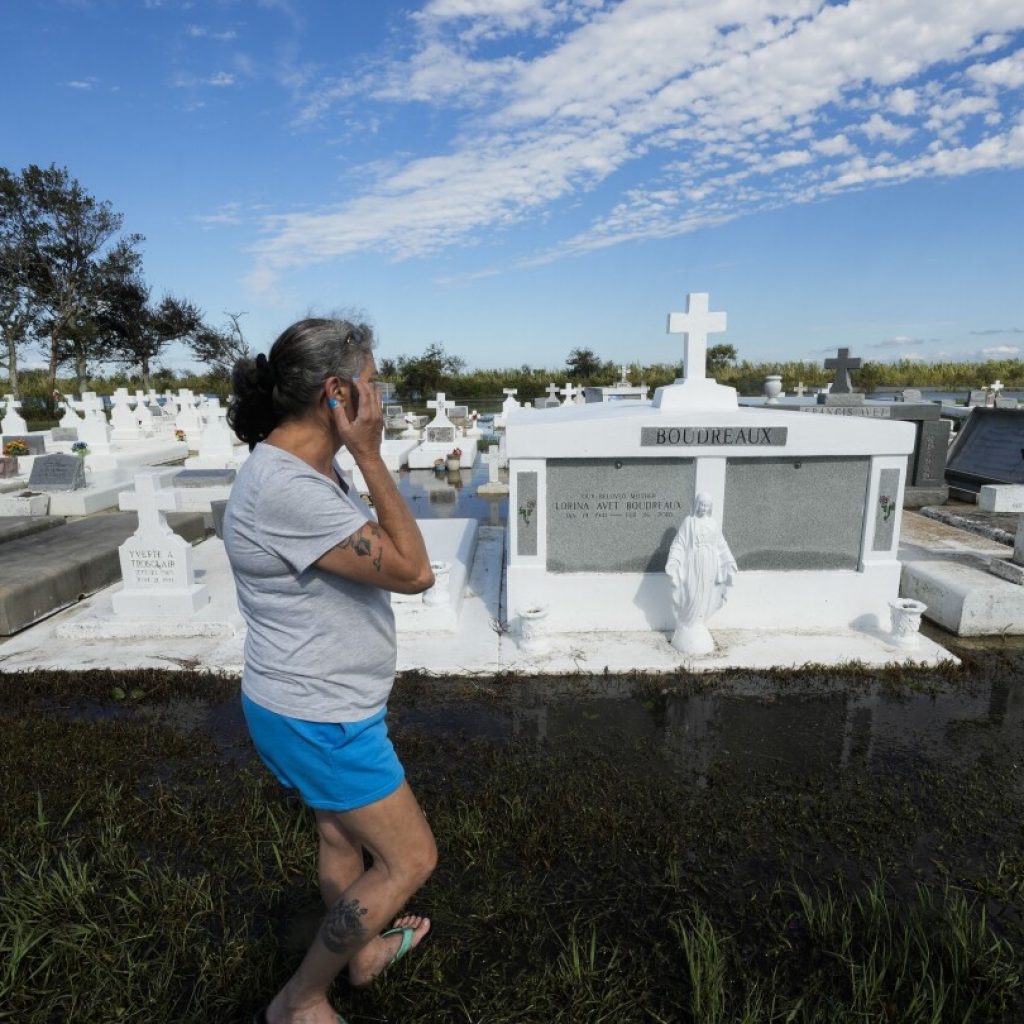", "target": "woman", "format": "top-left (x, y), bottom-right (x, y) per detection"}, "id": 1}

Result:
top-left (223, 318), bottom-right (437, 1024)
